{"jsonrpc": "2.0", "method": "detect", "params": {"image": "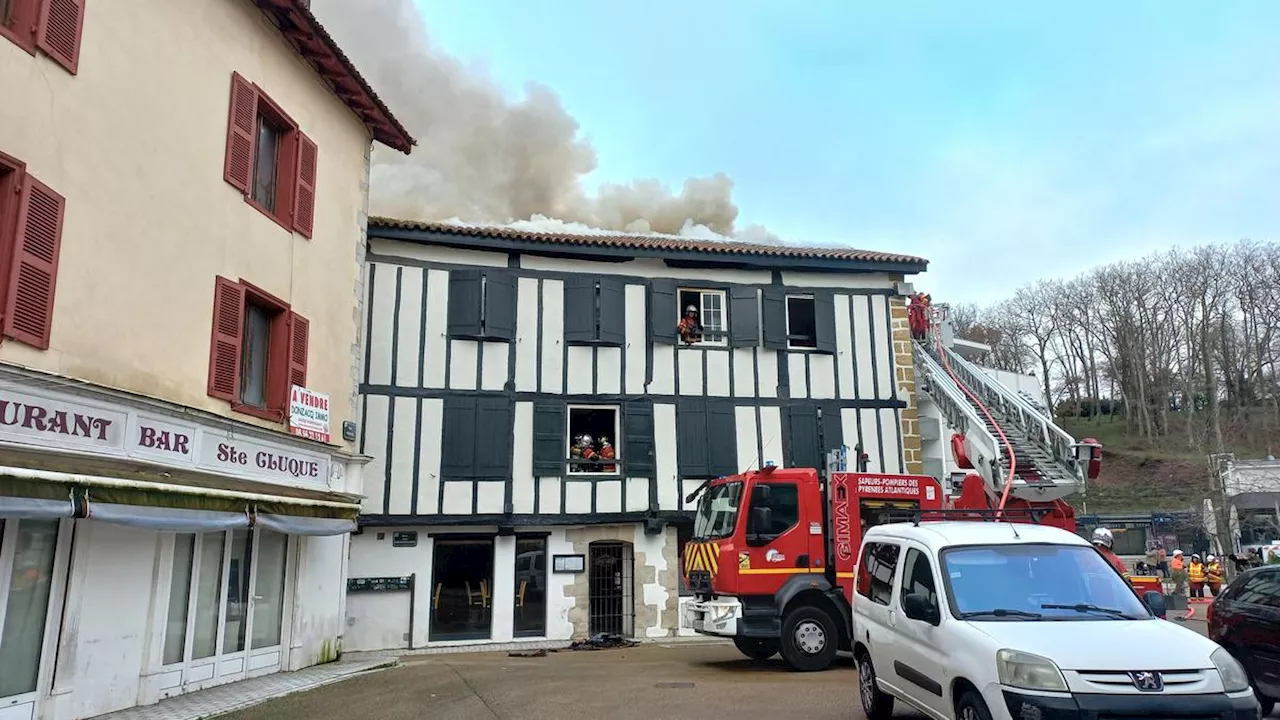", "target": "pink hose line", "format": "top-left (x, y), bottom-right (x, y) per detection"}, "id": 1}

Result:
top-left (932, 323), bottom-right (1019, 517)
